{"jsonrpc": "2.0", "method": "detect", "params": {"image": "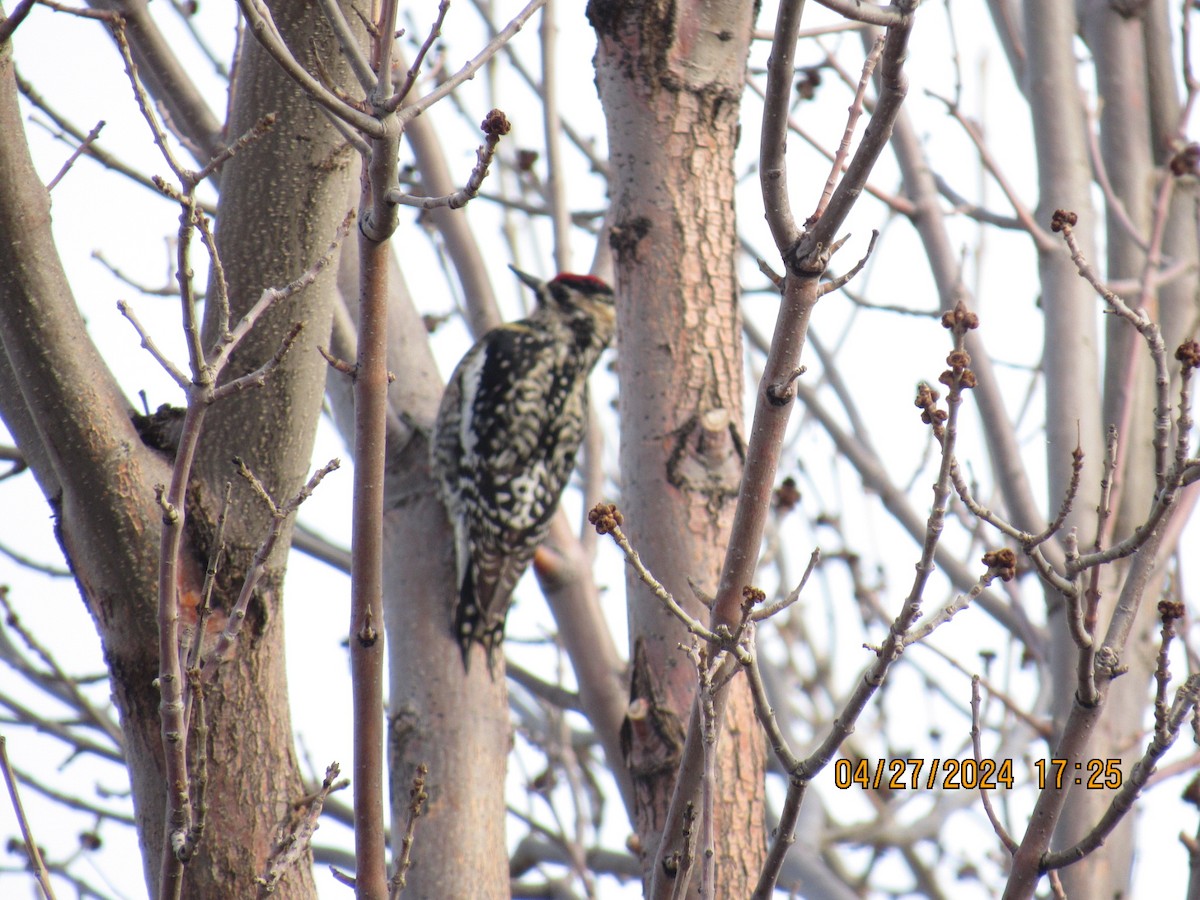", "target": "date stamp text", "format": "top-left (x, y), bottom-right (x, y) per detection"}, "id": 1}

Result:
top-left (832, 758), bottom-right (1123, 791)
